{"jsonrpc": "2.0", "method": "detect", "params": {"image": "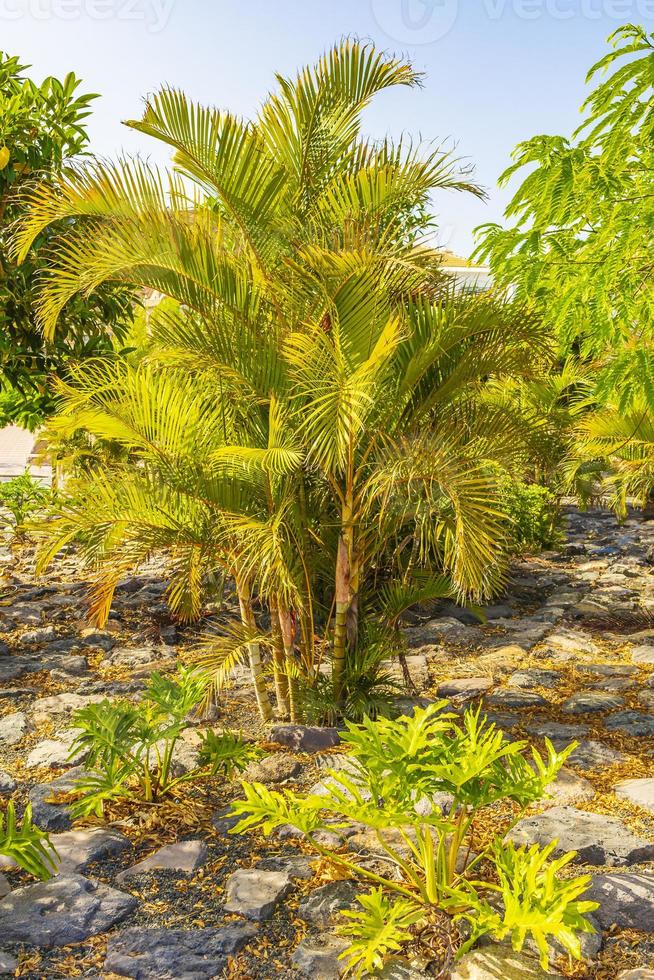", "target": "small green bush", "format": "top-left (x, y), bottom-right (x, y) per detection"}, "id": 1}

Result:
top-left (0, 471), bottom-right (50, 534)
top-left (499, 478), bottom-right (562, 552)
top-left (300, 625), bottom-right (402, 725)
